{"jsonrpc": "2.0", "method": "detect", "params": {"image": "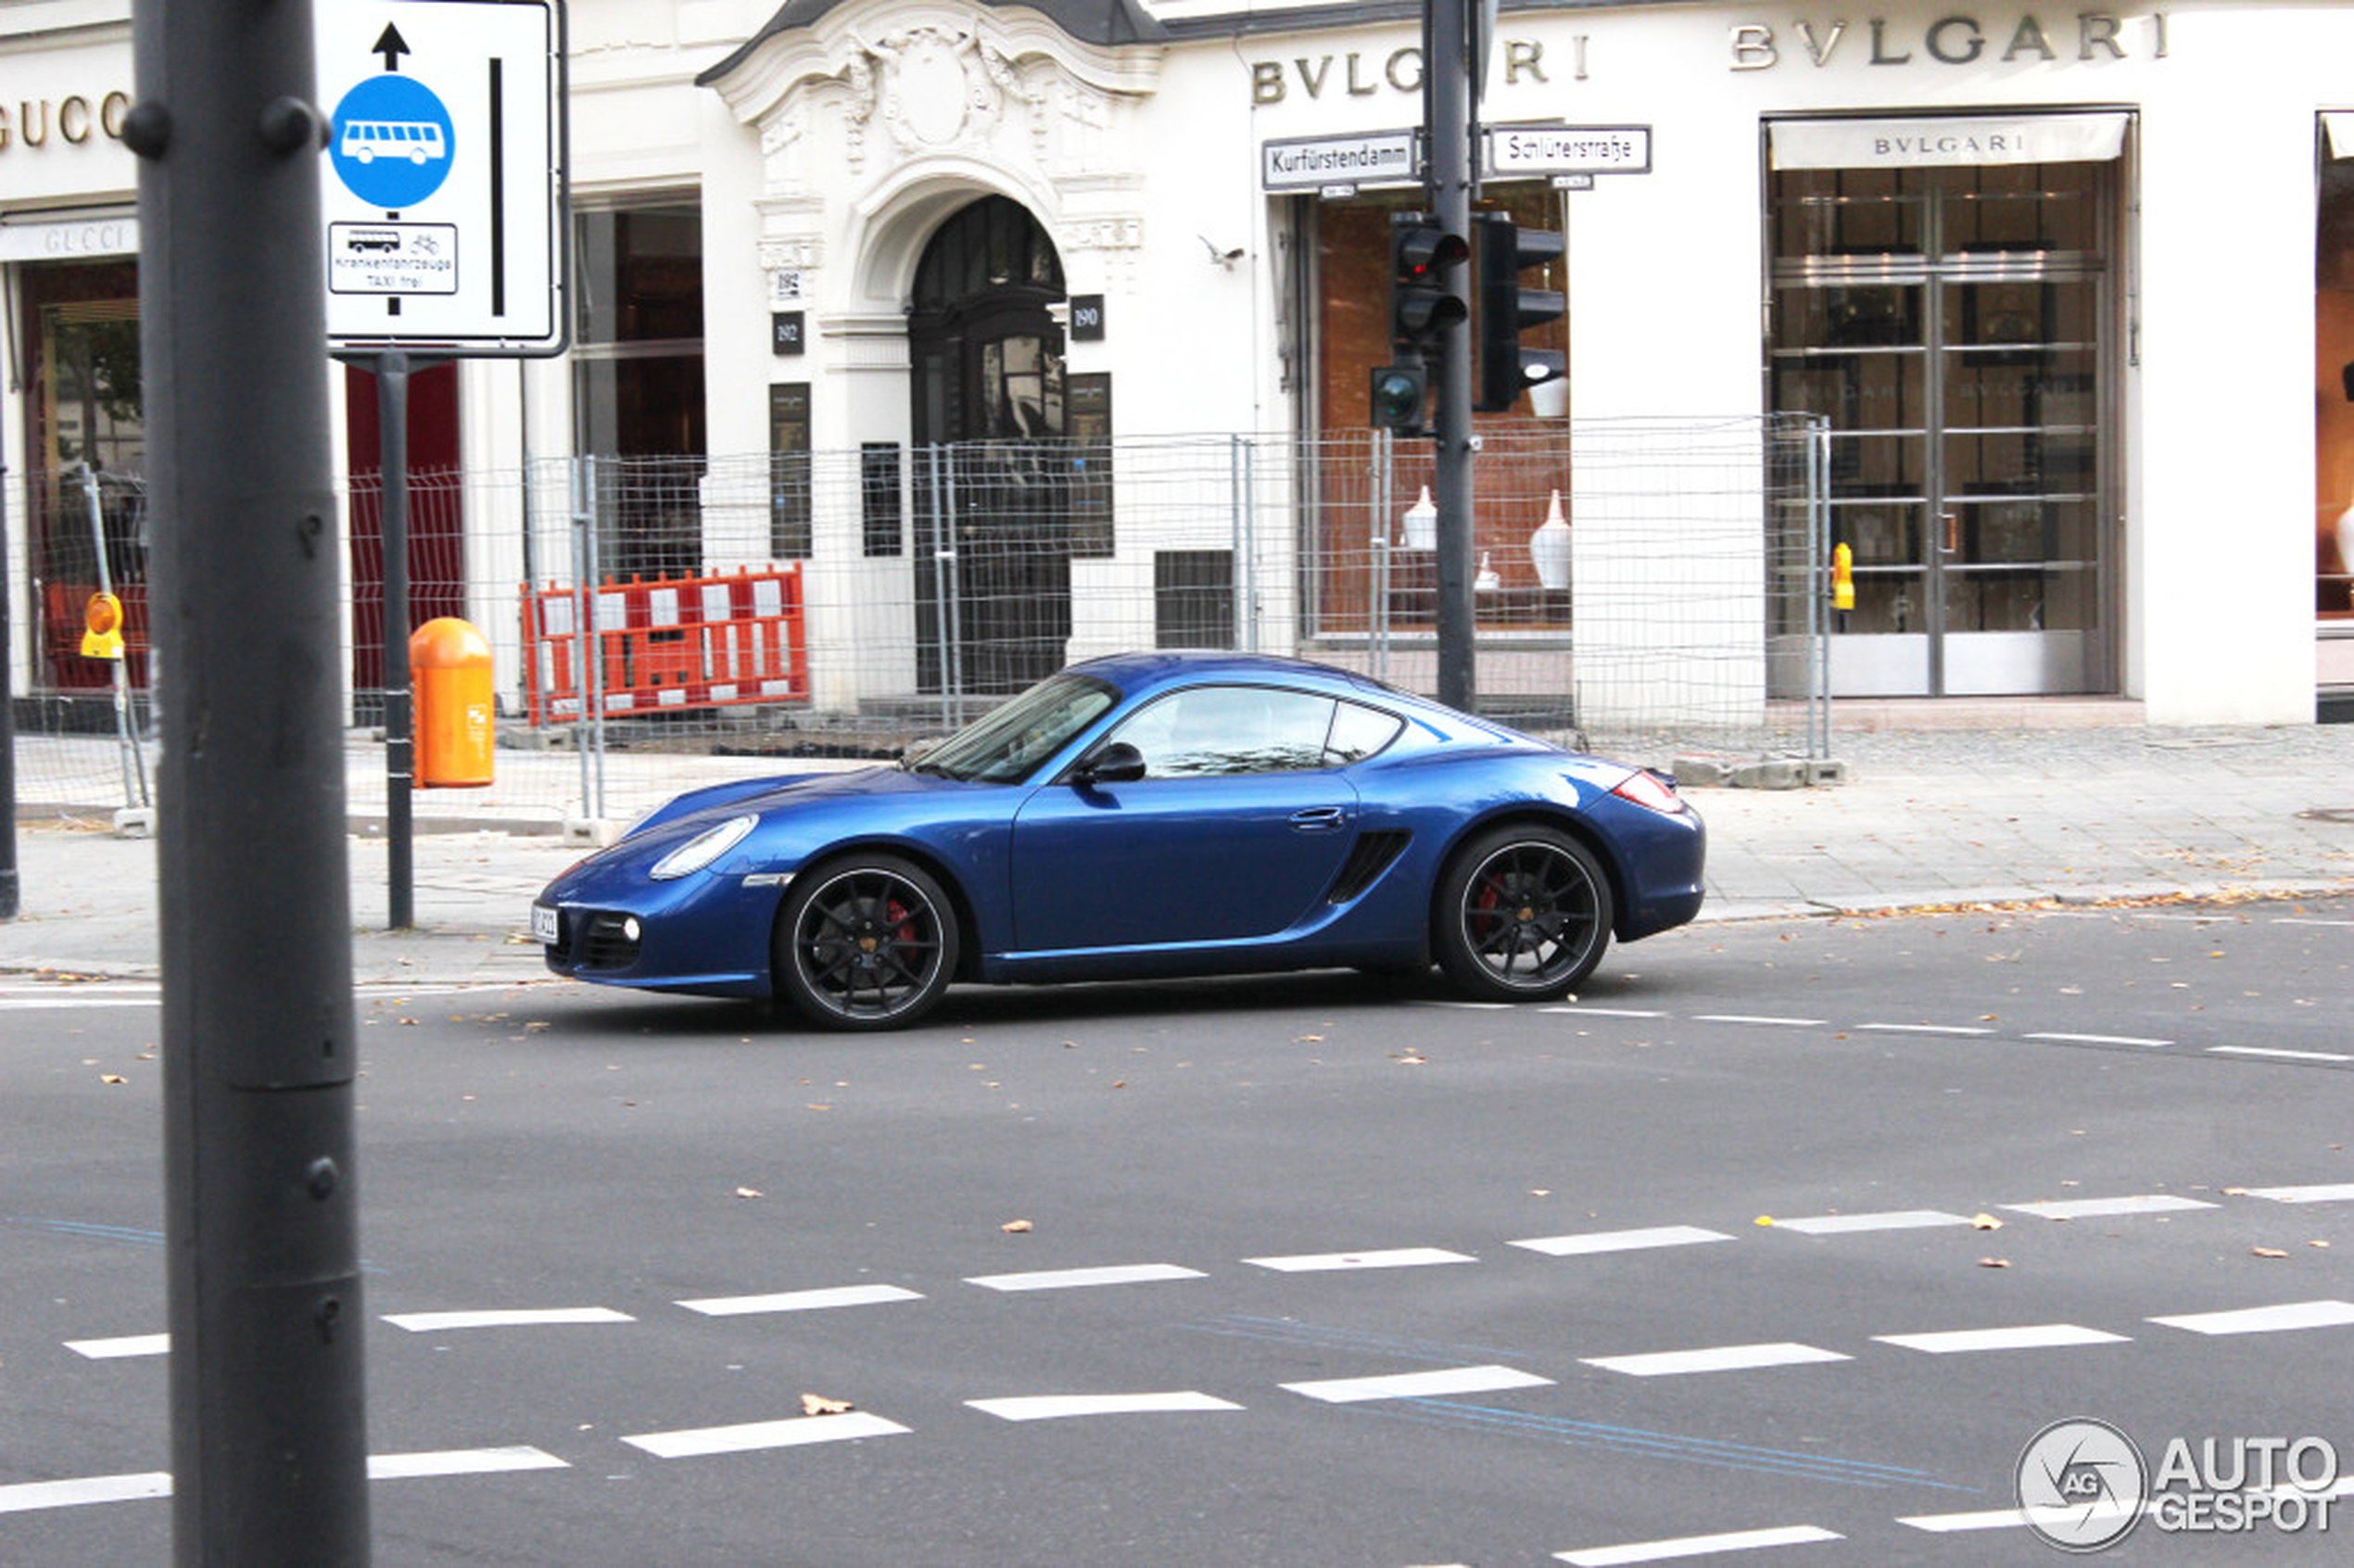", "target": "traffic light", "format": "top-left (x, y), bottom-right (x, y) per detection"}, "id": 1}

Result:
top-left (1369, 363), bottom-right (1428, 434)
top-left (1474, 211), bottom-right (1566, 413)
top-left (1388, 211), bottom-right (1468, 354)
top-left (81, 591), bottom-right (125, 660)
top-left (1372, 212), bottom-right (1467, 432)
